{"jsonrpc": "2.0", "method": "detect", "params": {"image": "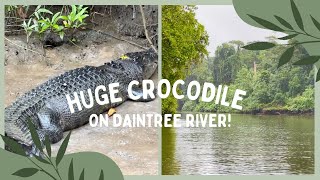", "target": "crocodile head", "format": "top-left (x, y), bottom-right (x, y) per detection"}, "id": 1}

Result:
top-left (126, 48), bottom-right (158, 79)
